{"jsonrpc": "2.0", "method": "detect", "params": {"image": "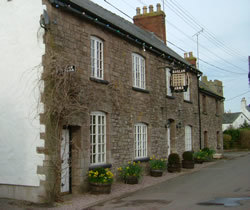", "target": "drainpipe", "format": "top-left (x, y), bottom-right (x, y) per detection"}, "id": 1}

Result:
top-left (197, 74), bottom-right (202, 150)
